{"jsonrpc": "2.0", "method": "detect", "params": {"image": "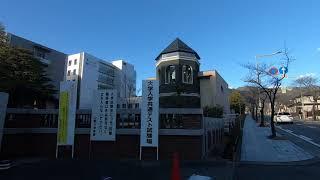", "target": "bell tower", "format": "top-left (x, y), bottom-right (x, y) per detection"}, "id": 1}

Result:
top-left (156, 38), bottom-right (201, 108)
